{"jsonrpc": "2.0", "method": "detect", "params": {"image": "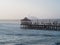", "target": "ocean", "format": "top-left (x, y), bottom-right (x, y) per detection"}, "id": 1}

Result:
top-left (0, 20), bottom-right (60, 45)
